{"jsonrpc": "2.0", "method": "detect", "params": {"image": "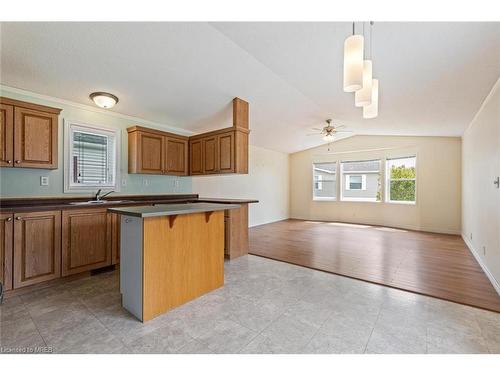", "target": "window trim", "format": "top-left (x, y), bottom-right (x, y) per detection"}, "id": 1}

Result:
top-left (385, 155), bottom-right (417, 205)
top-left (312, 162), bottom-right (338, 201)
top-left (64, 119), bottom-right (121, 193)
top-left (340, 159), bottom-right (381, 202)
